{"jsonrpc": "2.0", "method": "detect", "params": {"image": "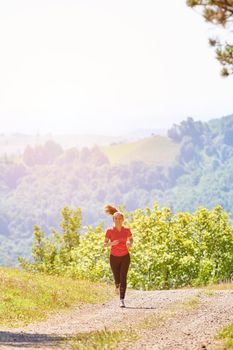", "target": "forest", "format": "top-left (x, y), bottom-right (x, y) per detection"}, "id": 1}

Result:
top-left (1, 113), bottom-right (233, 265)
